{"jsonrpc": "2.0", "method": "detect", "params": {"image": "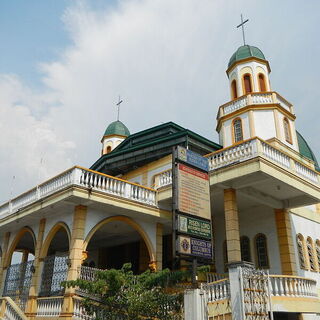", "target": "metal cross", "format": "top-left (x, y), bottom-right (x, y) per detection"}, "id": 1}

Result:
top-left (237, 14), bottom-right (249, 45)
top-left (116, 96), bottom-right (123, 121)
